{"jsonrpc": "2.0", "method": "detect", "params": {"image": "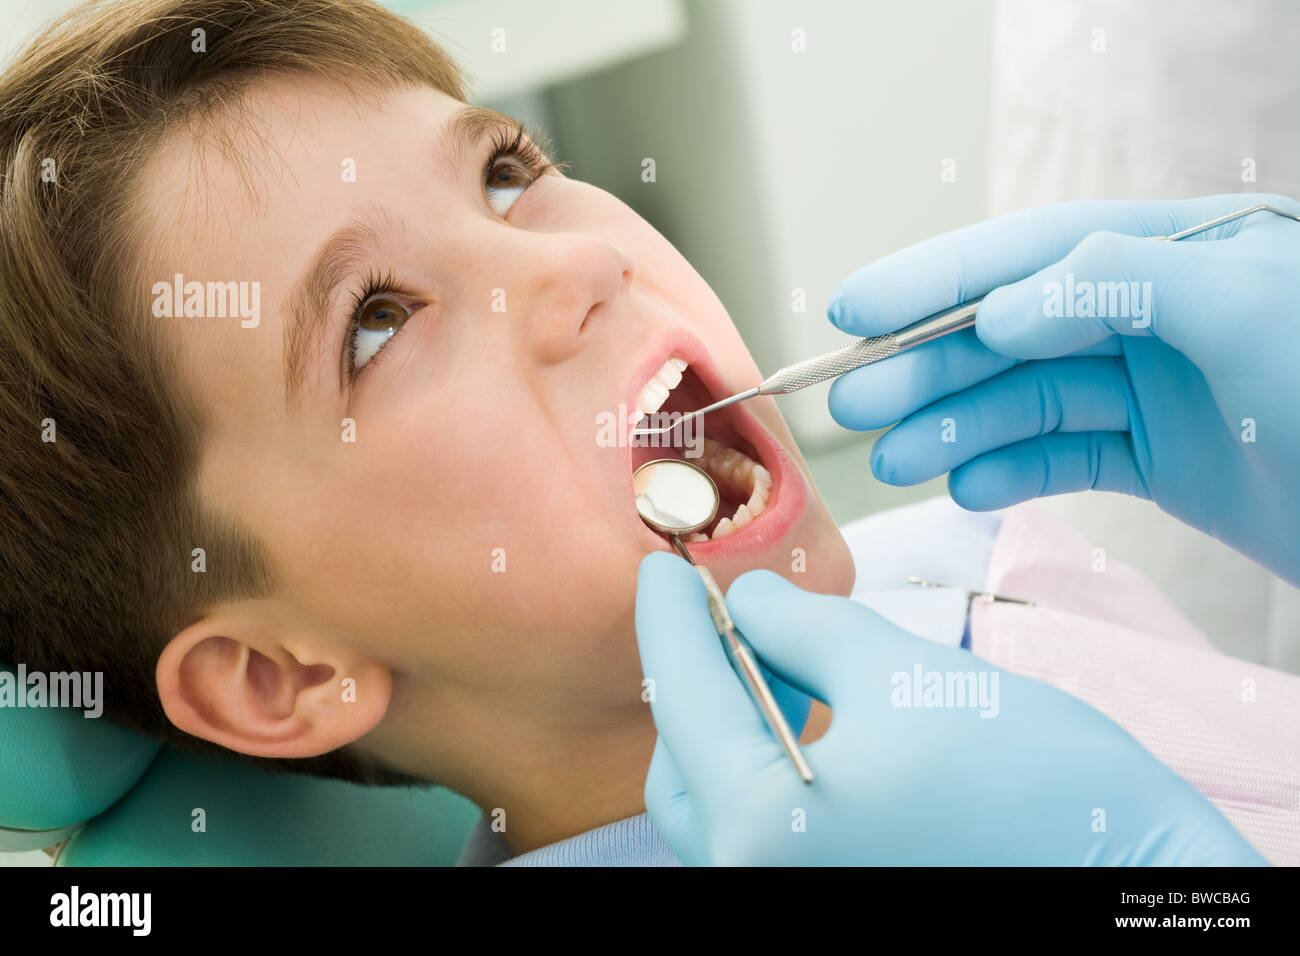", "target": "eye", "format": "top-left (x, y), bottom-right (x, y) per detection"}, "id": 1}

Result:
top-left (484, 156), bottom-right (535, 215)
top-left (482, 122), bottom-right (559, 216)
top-left (348, 295), bottom-right (412, 378)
